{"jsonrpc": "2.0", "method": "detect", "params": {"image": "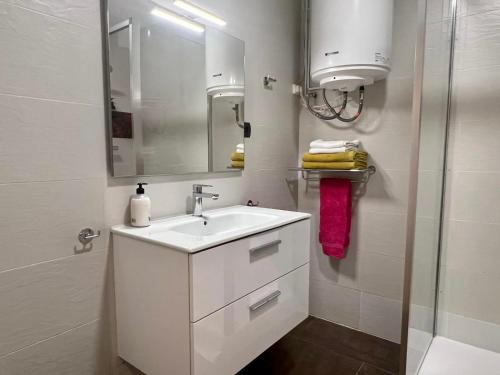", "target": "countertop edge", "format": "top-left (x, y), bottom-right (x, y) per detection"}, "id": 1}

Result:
top-left (111, 213), bottom-right (311, 254)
